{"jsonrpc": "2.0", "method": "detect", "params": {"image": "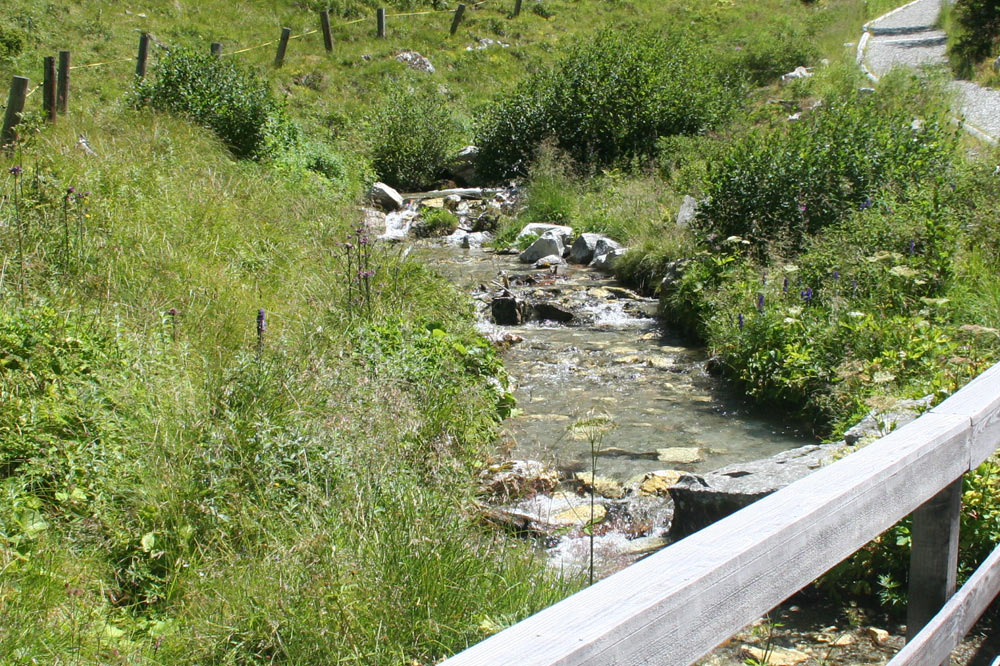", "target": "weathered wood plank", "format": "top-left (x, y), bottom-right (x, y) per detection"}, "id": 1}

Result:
top-left (889, 543), bottom-right (1000, 666)
top-left (932, 362), bottom-right (1000, 468)
top-left (441, 412), bottom-right (971, 666)
top-left (907, 478), bottom-right (962, 645)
